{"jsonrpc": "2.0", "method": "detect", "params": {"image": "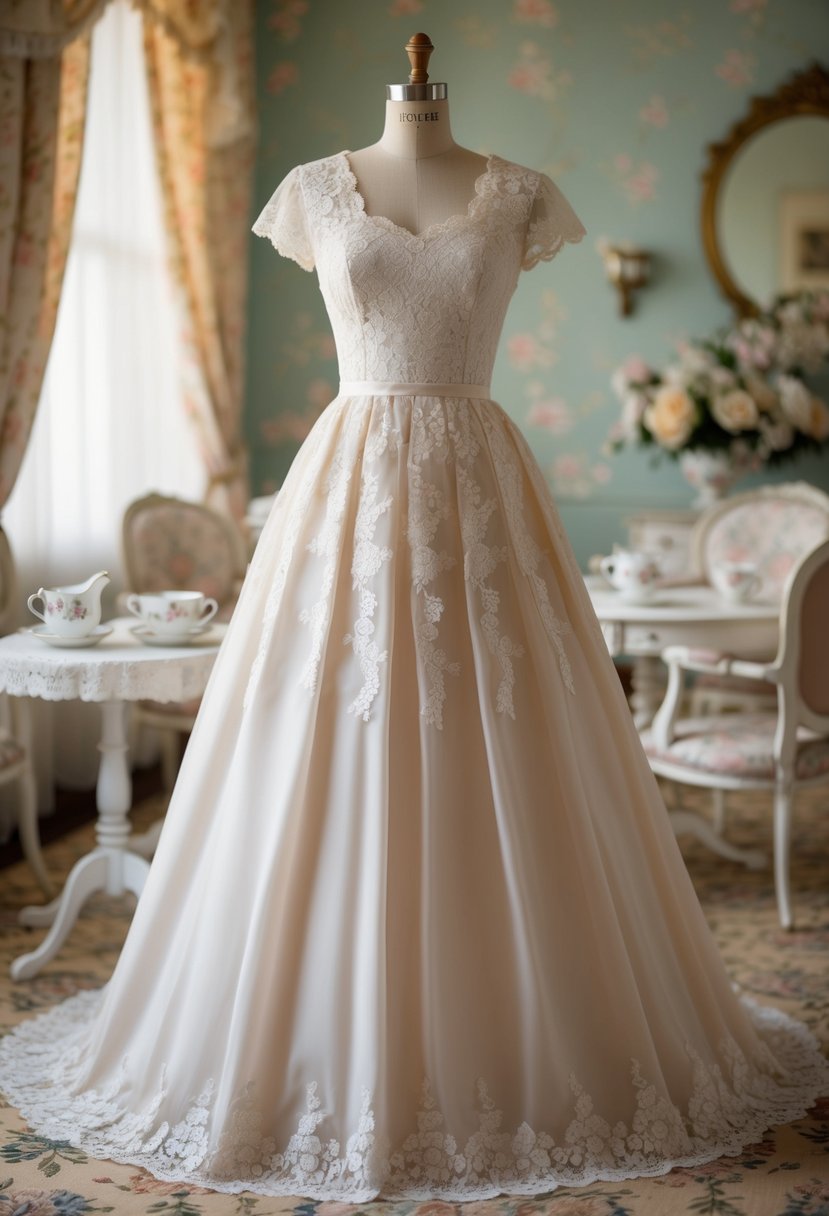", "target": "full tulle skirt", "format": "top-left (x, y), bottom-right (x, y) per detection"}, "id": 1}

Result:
top-left (0, 391), bottom-right (825, 1200)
